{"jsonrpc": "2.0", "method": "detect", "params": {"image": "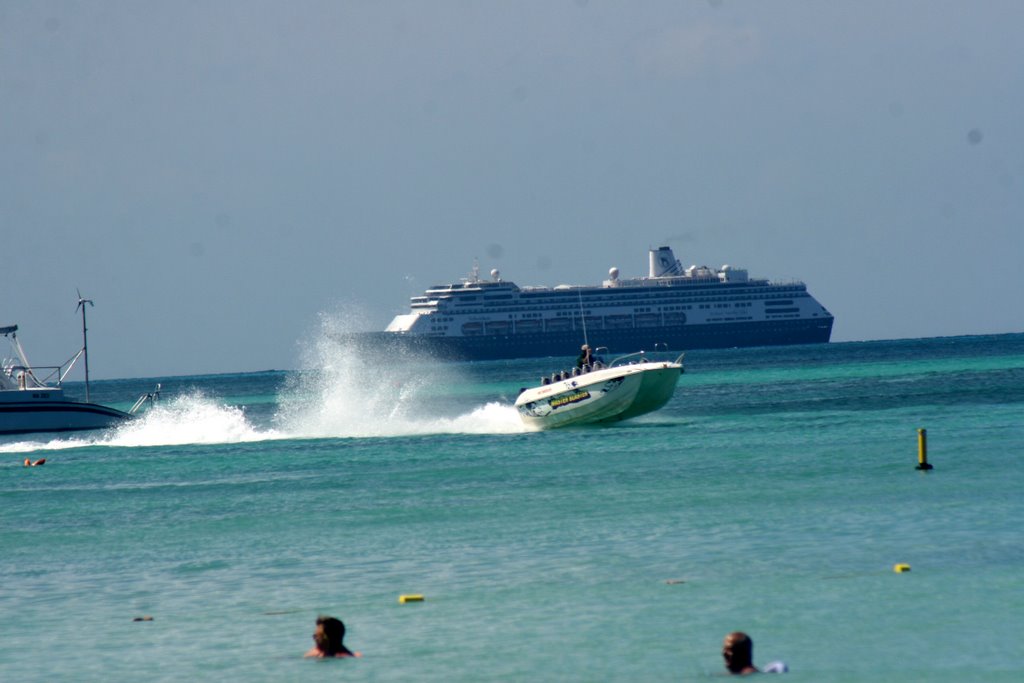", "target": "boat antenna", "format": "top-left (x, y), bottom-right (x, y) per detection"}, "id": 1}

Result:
top-left (76, 289), bottom-right (94, 403)
top-left (578, 289), bottom-right (589, 348)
